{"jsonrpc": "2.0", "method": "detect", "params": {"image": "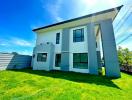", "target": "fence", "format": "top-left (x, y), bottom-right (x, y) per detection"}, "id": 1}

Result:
top-left (0, 53), bottom-right (32, 70)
